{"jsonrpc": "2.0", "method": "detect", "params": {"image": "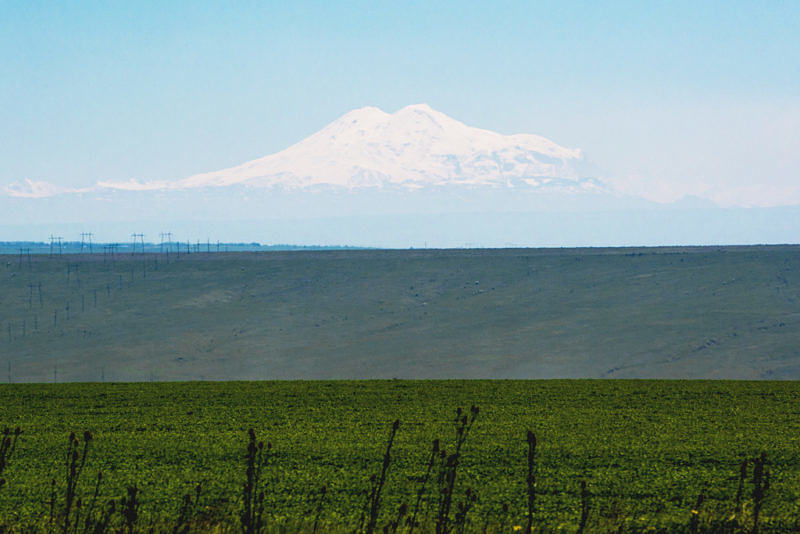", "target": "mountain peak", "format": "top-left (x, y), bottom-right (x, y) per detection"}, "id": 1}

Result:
top-left (338, 105), bottom-right (391, 122)
top-left (396, 103), bottom-right (438, 115)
